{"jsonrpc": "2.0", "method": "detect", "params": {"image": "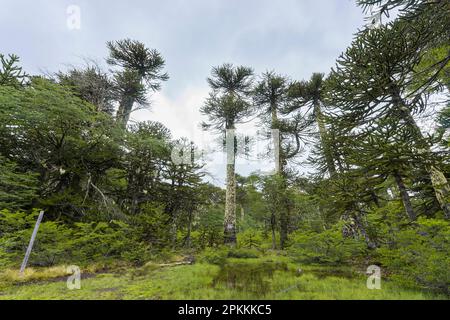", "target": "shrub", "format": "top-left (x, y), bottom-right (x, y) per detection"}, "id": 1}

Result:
top-left (198, 247), bottom-right (229, 266)
top-left (135, 204), bottom-right (172, 248)
top-left (195, 206), bottom-right (224, 249)
top-left (0, 209), bottom-right (152, 268)
top-left (0, 157), bottom-right (39, 211)
top-left (0, 239), bottom-right (16, 269)
top-left (71, 220), bottom-right (151, 265)
top-left (288, 222), bottom-right (366, 265)
top-left (237, 229), bottom-right (263, 249)
top-left (0, 209), bottom-right (40, 235)
top-left (365, 201), bottom-right (410, 247)
top-left (0, 210), bottom-right (73, 267)
top-left (376, 218), bottom-right (450, 294)
top-left (227, 248), bottom-right (261, 259)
